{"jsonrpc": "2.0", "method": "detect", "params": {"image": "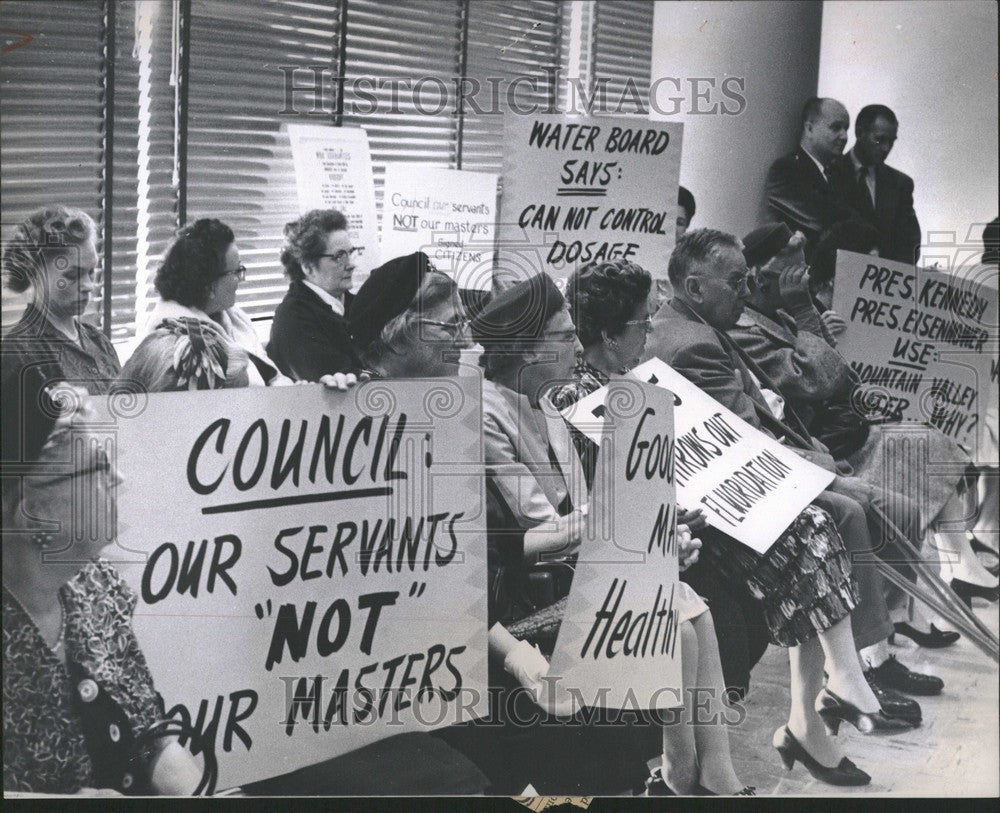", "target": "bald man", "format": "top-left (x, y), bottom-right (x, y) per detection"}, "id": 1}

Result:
top-left (765, 97), bottom-right (858, 246)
